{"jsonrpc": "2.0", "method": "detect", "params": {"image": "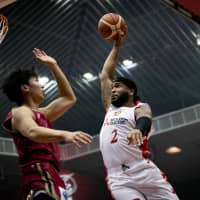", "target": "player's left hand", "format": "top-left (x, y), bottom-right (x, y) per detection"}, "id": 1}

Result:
top-left (33, 48), bottom-right (57, 65)
top-left (127, 129), bottom-right (144, 146)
